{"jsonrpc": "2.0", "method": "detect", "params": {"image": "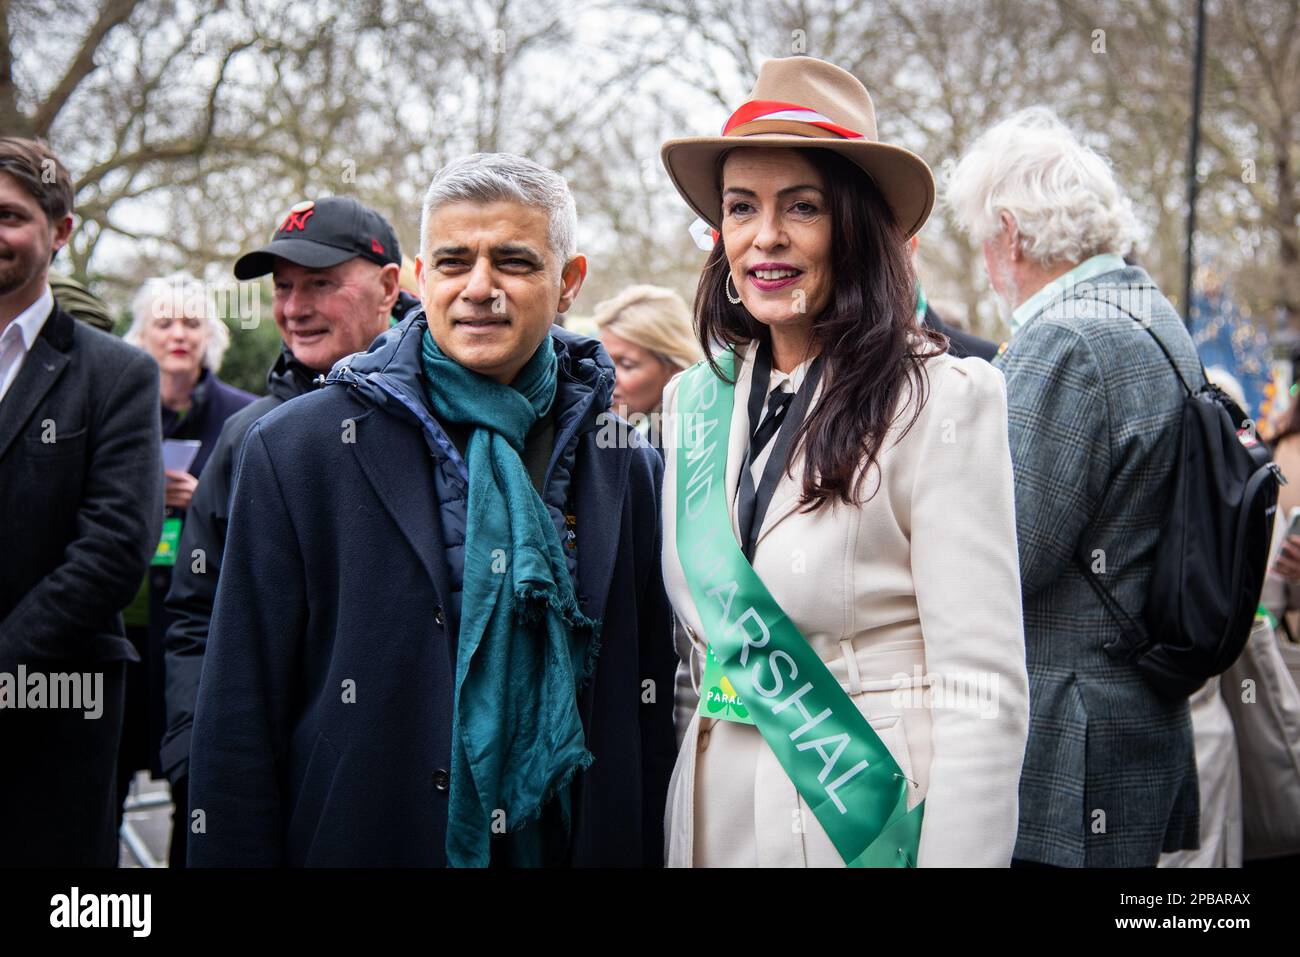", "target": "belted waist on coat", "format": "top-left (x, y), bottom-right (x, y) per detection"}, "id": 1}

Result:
top-left (690, 634), bottom-right (932, 700)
